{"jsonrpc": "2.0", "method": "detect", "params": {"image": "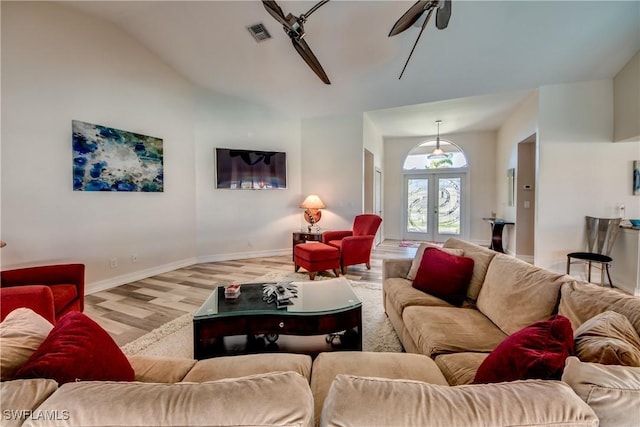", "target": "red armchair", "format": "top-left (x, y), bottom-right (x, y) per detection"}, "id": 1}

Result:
top-left (0, 286), bottom-right (56, 324)
top-left (0, 264), bottom-right (85, 322)
top-left (322, 214), bottom-right (382, 274)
